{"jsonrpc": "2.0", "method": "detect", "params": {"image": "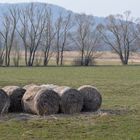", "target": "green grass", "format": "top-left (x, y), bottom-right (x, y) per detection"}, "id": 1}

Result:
top-left (0, 66), bottom-right (140, 140)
